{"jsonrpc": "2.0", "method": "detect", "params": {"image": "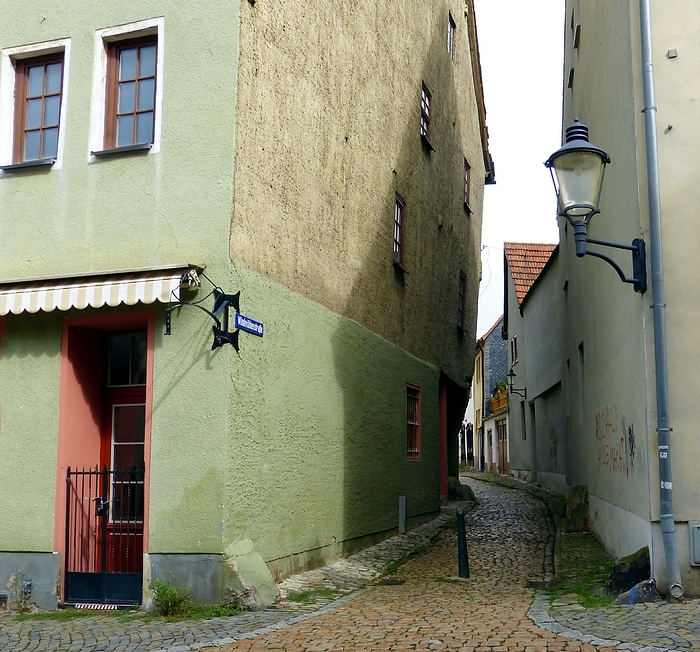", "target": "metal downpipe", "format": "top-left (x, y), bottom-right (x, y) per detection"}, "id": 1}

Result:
top-left (638, 0), bottom-right (683, 599)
